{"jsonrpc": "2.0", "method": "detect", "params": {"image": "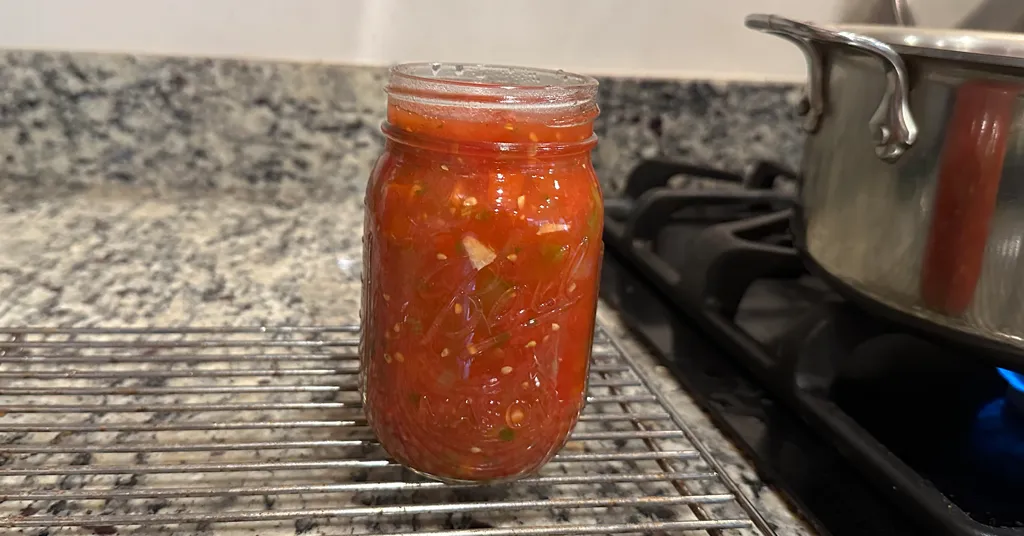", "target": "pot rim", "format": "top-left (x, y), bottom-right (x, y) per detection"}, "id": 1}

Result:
top-left (822, 23), bottom-right (1024, 68)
